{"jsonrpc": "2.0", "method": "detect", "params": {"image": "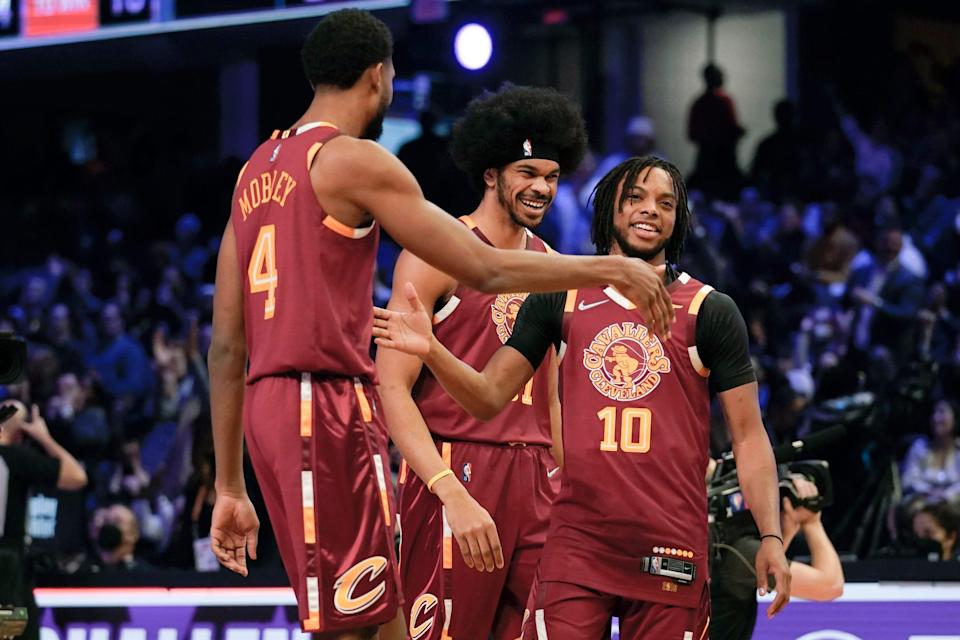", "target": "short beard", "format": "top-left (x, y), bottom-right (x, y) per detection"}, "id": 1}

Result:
top-left (611, 224), bottom-right (669, 262)
top-left (496, 172), bottom-right (543, 230)
top-left (361, 101), bottom-right (388, 140)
